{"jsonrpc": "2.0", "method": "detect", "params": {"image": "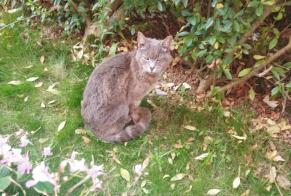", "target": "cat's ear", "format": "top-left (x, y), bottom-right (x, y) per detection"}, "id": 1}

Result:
top-left (162, 35), bottom-right (173, 51)
top-left (137, 31), bottom-right (146, 48)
